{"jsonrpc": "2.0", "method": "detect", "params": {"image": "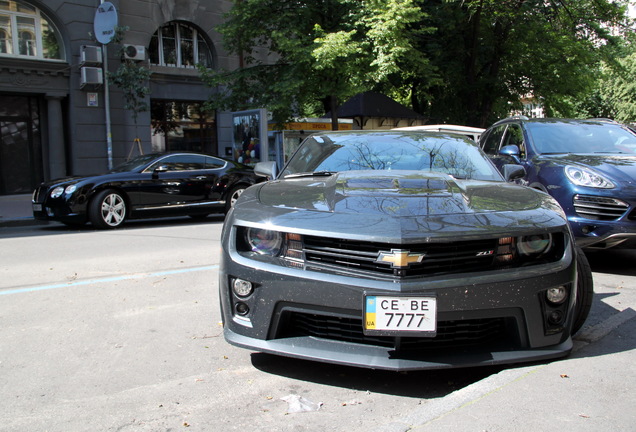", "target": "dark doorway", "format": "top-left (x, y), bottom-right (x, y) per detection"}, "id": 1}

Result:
top-left (0, 94), bottom-right (43, 195)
